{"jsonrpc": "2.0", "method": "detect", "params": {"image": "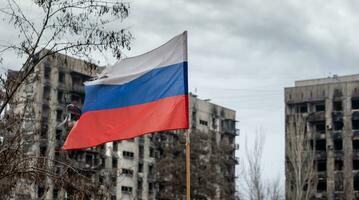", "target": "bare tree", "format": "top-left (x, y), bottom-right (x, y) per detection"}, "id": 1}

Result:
top-left (285, 114), bottom-right (316, 200)
top-left (0, 0), bottom-right (132, 113)
top-left (239, 131), bottom-right (284, 200)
